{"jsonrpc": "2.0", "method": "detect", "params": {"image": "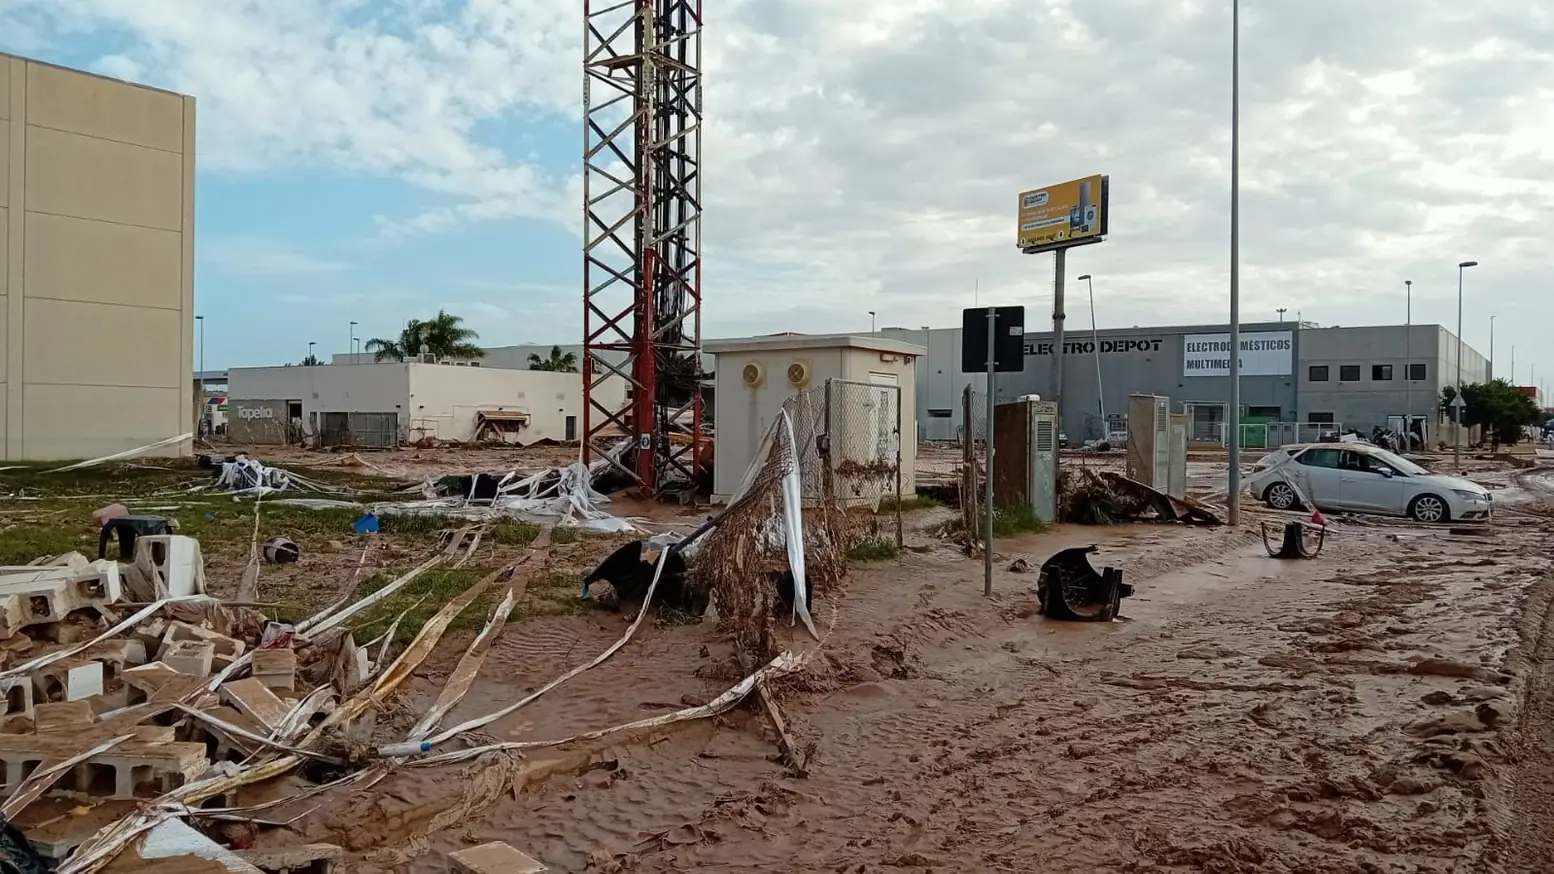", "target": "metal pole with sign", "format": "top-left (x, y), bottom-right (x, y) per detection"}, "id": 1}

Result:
top-left (1017, 174), bottom-right (1108, 477)
top-left (962, 306), bottom-right (1025, 597)
top-left (985, 307), bottom-right (996, 597)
